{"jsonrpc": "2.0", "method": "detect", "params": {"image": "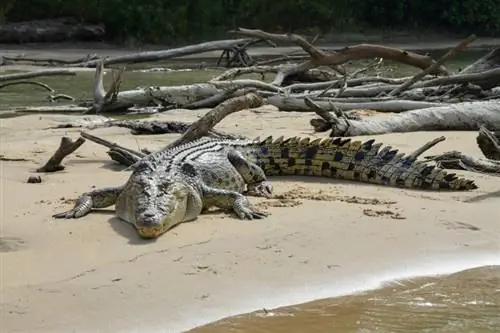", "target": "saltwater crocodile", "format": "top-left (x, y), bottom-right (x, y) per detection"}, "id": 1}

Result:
top-left (53, 135), bottom-right (477, 238)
